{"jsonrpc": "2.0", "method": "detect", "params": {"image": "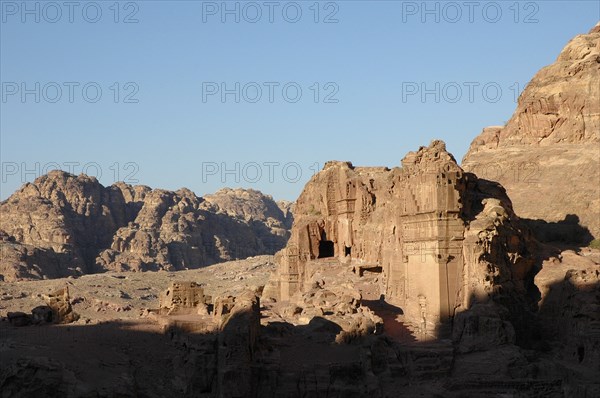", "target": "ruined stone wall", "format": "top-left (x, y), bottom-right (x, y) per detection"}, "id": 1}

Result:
top-left (159, 281), bottom-right (205, 315)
